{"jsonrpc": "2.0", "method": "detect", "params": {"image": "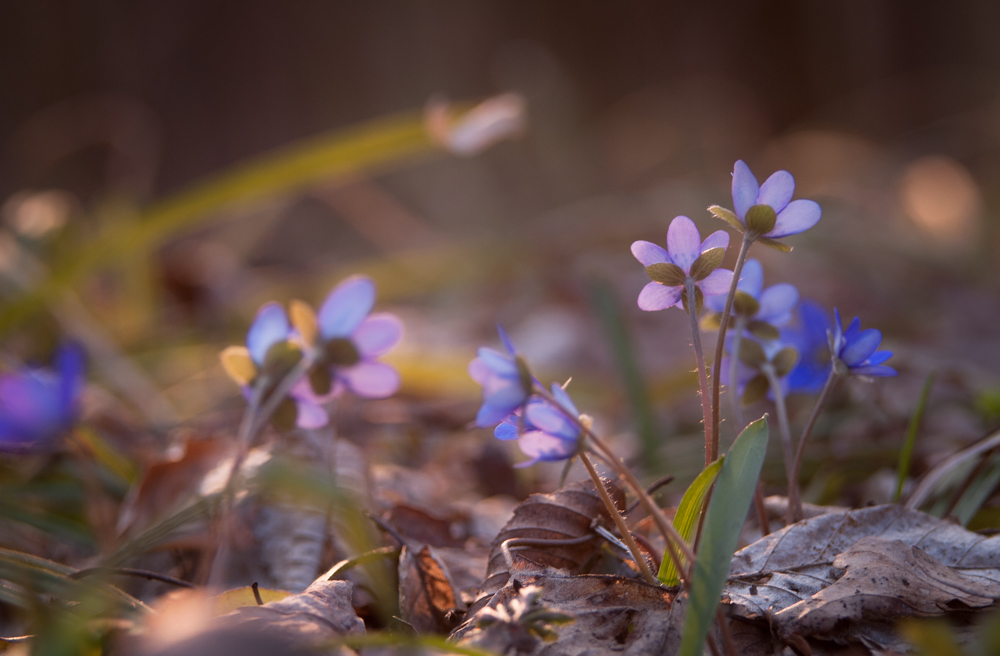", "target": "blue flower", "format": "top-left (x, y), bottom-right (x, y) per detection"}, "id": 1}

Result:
top-left (782, 300), bottom-right (834, 394)
top-left (495, 384), bottom-right (581, 467)
top-left (705, 258), bottom-right (798, 336)
top-left (730, 160), bottom-right (821, 239)
top-left (469, 326), bottom-right (532, 427)
top-left (632, 215), bottom-right (733, 312)
top-left (0, 344), bottom-right (85, 452)
top-left (832, 309), bottom-right (897, 378)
